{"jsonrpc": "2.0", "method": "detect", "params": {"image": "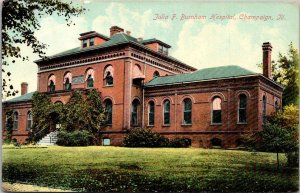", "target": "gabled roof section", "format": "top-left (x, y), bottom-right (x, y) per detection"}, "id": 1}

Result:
top-left (145, 65), bottom-right (258, 87)
top-left (3, 92), bottom-right (35, 103)
top-left (141, 38), bottom-right (171, 48)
